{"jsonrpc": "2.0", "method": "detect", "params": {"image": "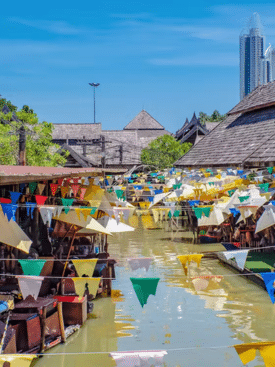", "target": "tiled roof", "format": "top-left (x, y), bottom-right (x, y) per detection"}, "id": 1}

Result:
top-left (228, 80), bottom-right (275, 115)
top-left (175, 106), bottom-right (275, 167)
top-left (124, 110), bottom-right (165, 130)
